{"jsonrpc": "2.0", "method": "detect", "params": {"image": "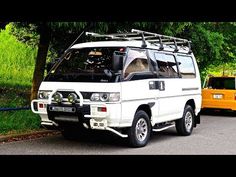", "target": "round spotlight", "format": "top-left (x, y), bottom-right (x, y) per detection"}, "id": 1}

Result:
top-left (53, 92), bottom-right (63, 103)
top-left (68, 93), bottom-right (78, 103)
